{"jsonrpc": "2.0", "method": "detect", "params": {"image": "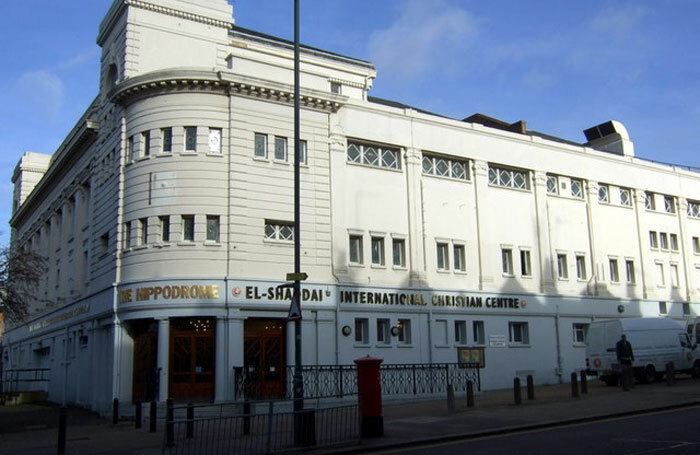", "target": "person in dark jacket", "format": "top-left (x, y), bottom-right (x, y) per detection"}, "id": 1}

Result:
top-left (616, 334), bottom-right (634, 364)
